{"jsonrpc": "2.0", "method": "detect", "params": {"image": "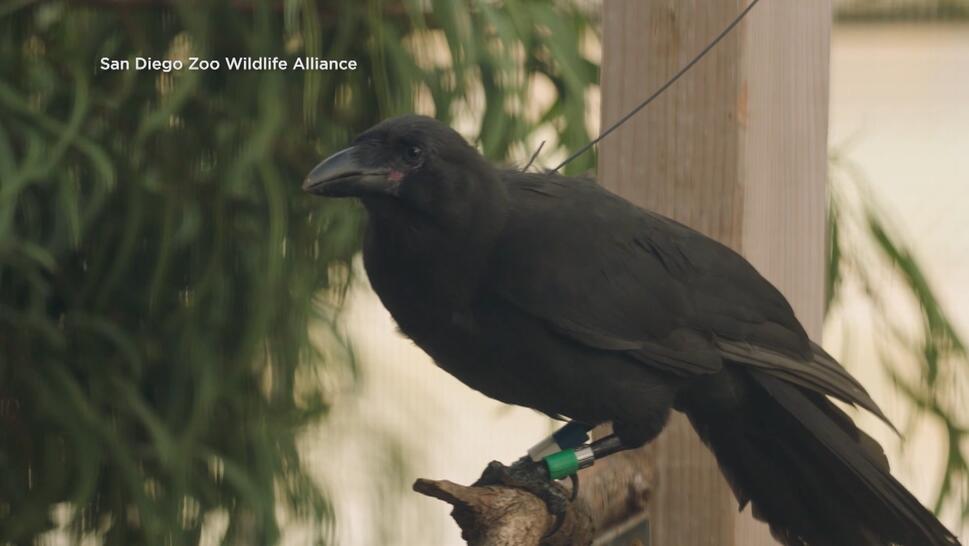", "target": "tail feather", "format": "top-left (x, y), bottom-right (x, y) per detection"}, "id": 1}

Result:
top-left (684, 367), bottom-right (960, 546)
